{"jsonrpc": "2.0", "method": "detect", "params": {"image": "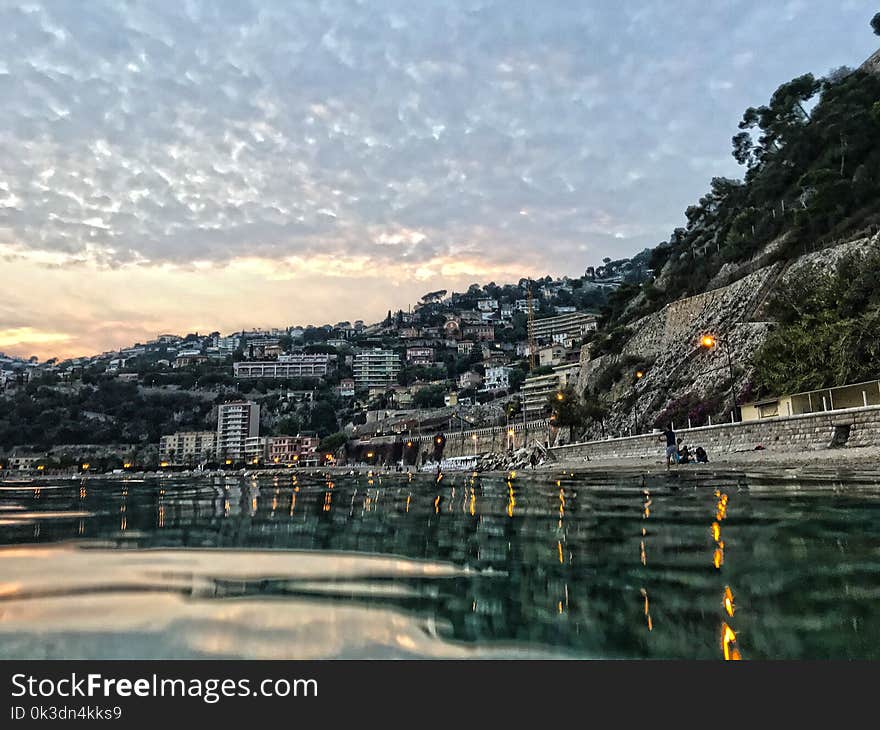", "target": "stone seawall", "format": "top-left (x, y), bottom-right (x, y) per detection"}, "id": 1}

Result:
top-left (548, 405), bottom-right (880, 462)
